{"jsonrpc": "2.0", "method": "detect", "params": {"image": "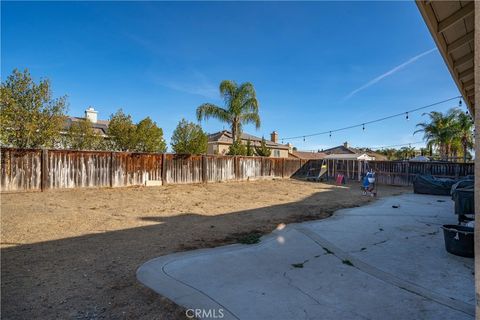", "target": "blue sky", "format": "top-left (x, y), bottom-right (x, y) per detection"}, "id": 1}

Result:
top-left (1, 1), bottom-right (464, 151)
